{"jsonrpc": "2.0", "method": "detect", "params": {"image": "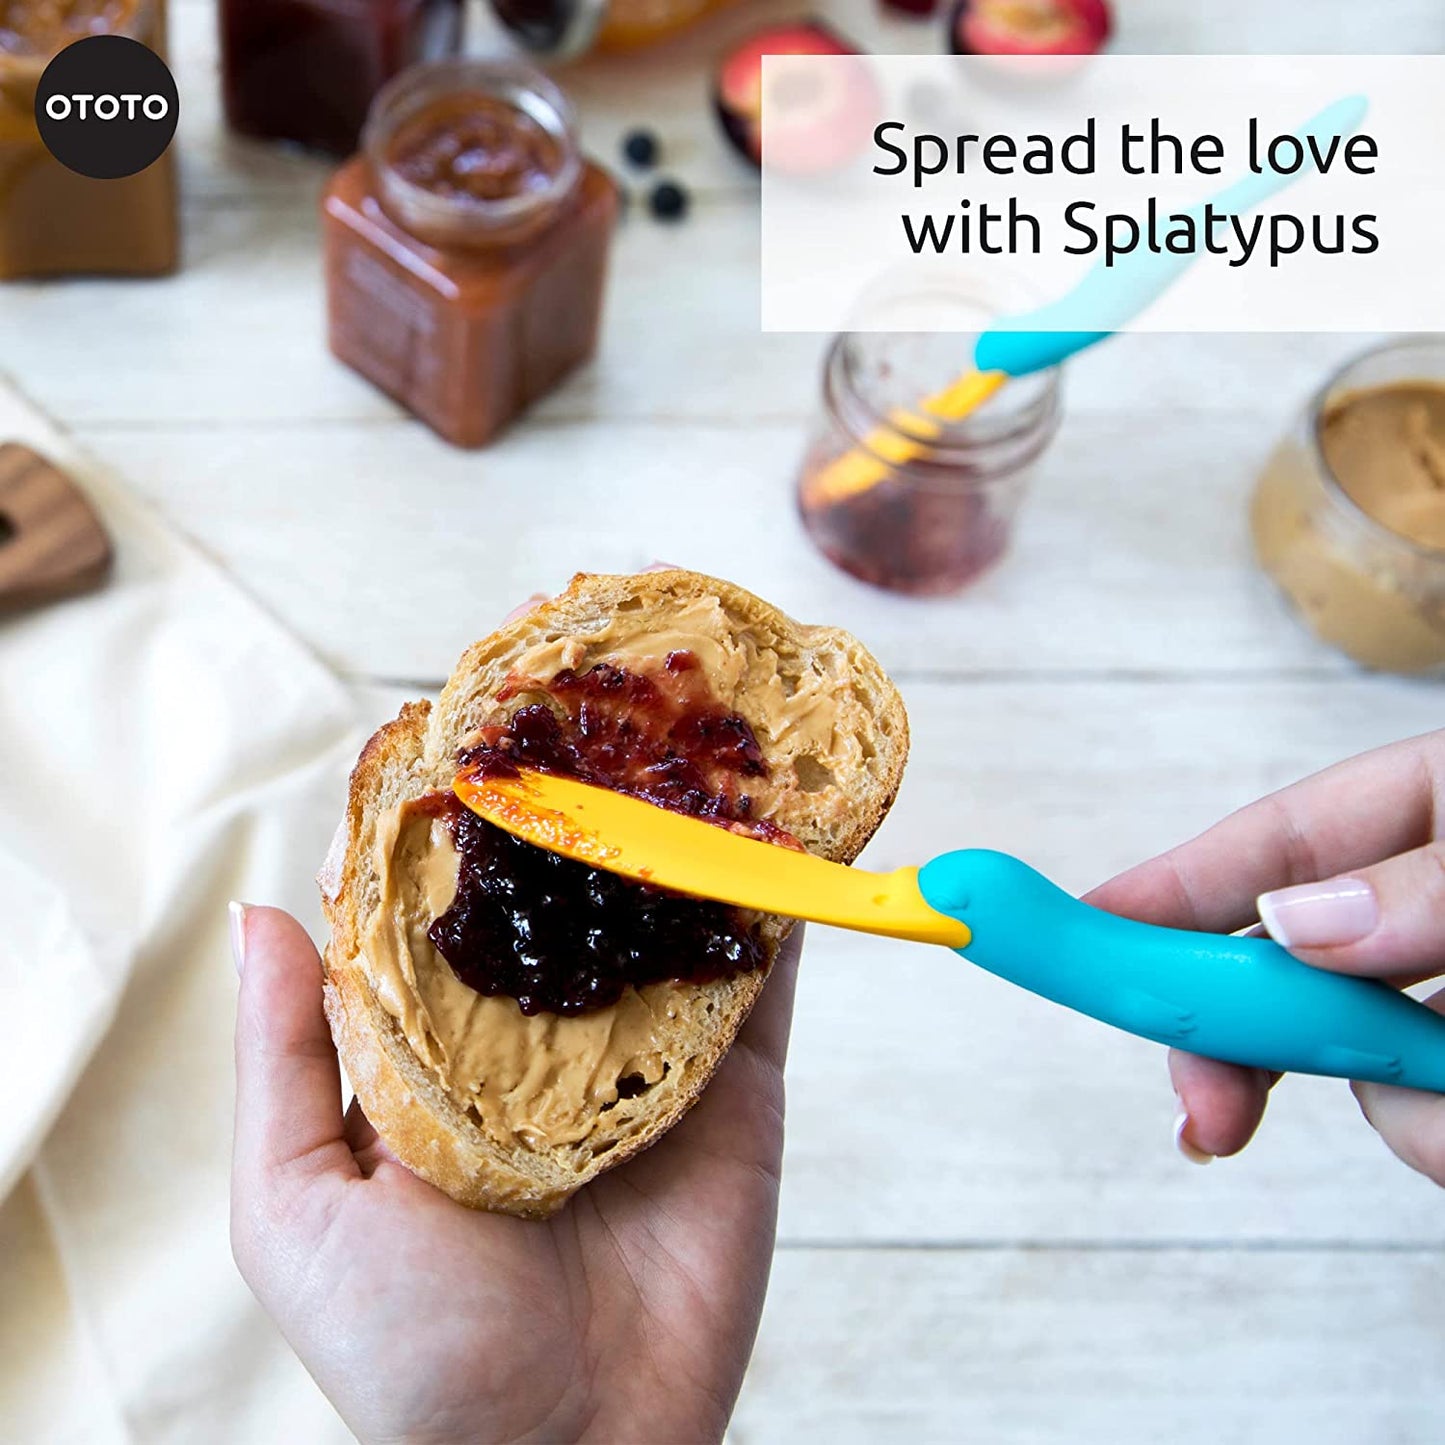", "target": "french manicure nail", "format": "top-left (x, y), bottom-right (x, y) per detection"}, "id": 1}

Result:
top-left (1257, 877), bottom-right (1378, 950)
top-left (1173, 1106), bottom-right (1214, 1166)
top-left (229, 901), bottom-right (250, 976)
